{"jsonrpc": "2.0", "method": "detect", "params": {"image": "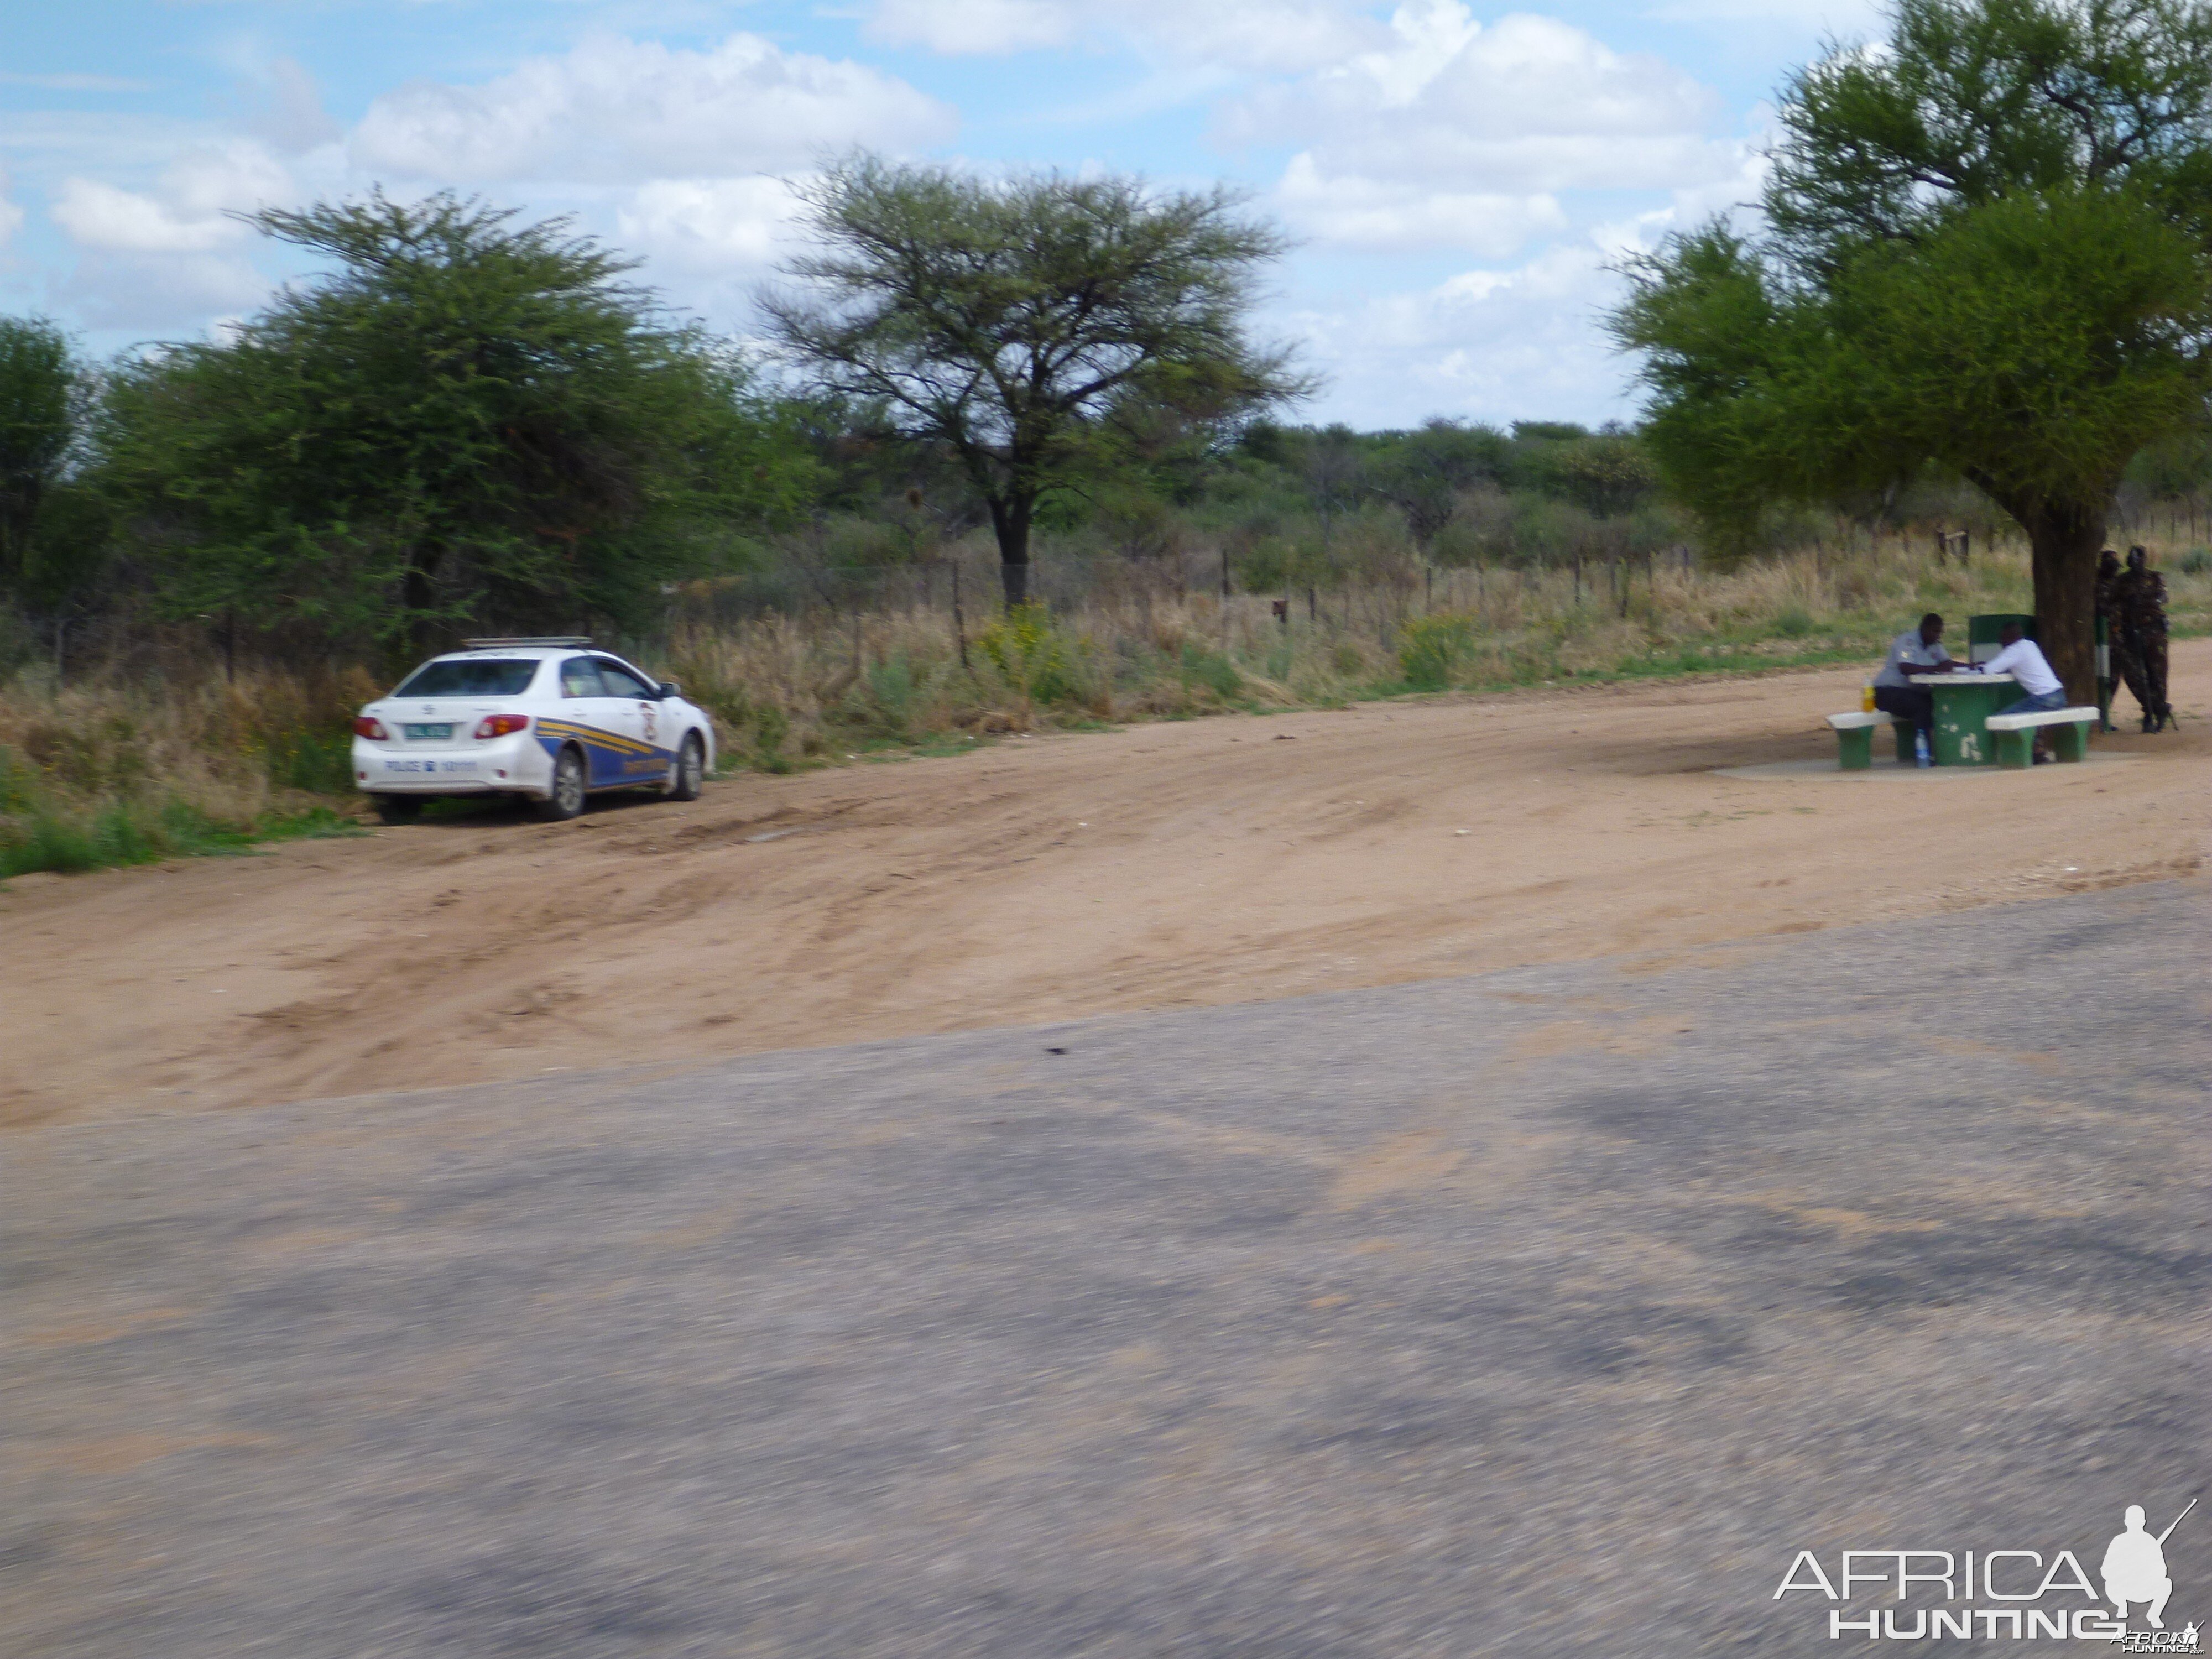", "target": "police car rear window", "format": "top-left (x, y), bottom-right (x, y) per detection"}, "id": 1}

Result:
top-left (393, 659), bottom-right (540, 698)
